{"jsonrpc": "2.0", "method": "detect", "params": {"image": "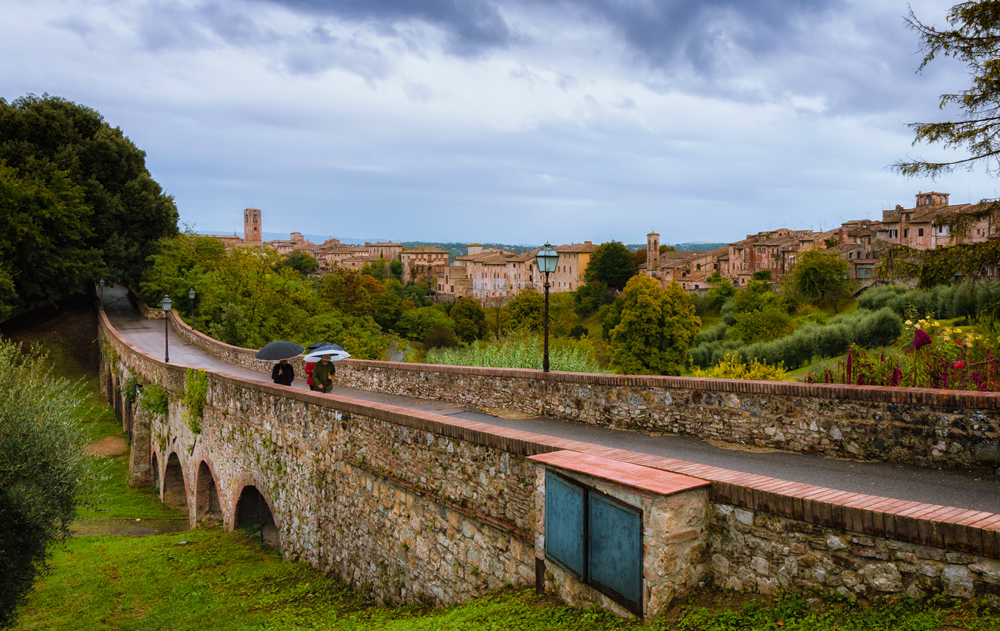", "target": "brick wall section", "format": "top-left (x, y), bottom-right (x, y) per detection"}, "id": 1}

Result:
top-left (99, 304), bottom-right (1000, 610)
